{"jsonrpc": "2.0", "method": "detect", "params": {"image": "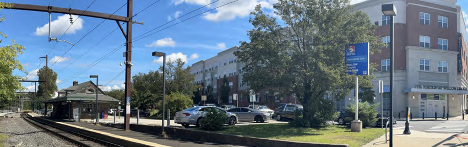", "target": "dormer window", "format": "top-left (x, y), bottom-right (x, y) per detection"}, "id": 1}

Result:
top-left (87, 89), bottom-right (95, 94)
